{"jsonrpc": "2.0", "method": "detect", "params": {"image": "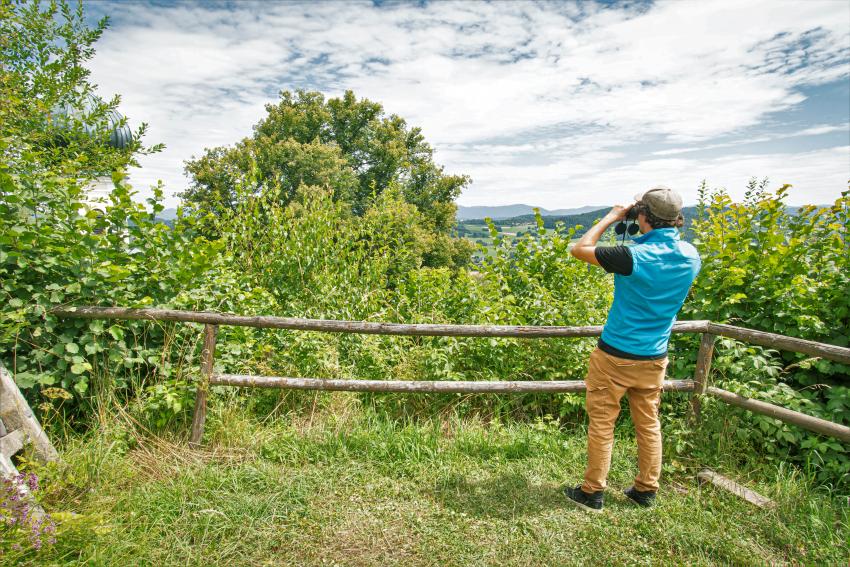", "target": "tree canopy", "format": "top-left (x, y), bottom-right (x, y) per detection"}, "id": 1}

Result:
top-left (182, 90), bottom-right (468, 235)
